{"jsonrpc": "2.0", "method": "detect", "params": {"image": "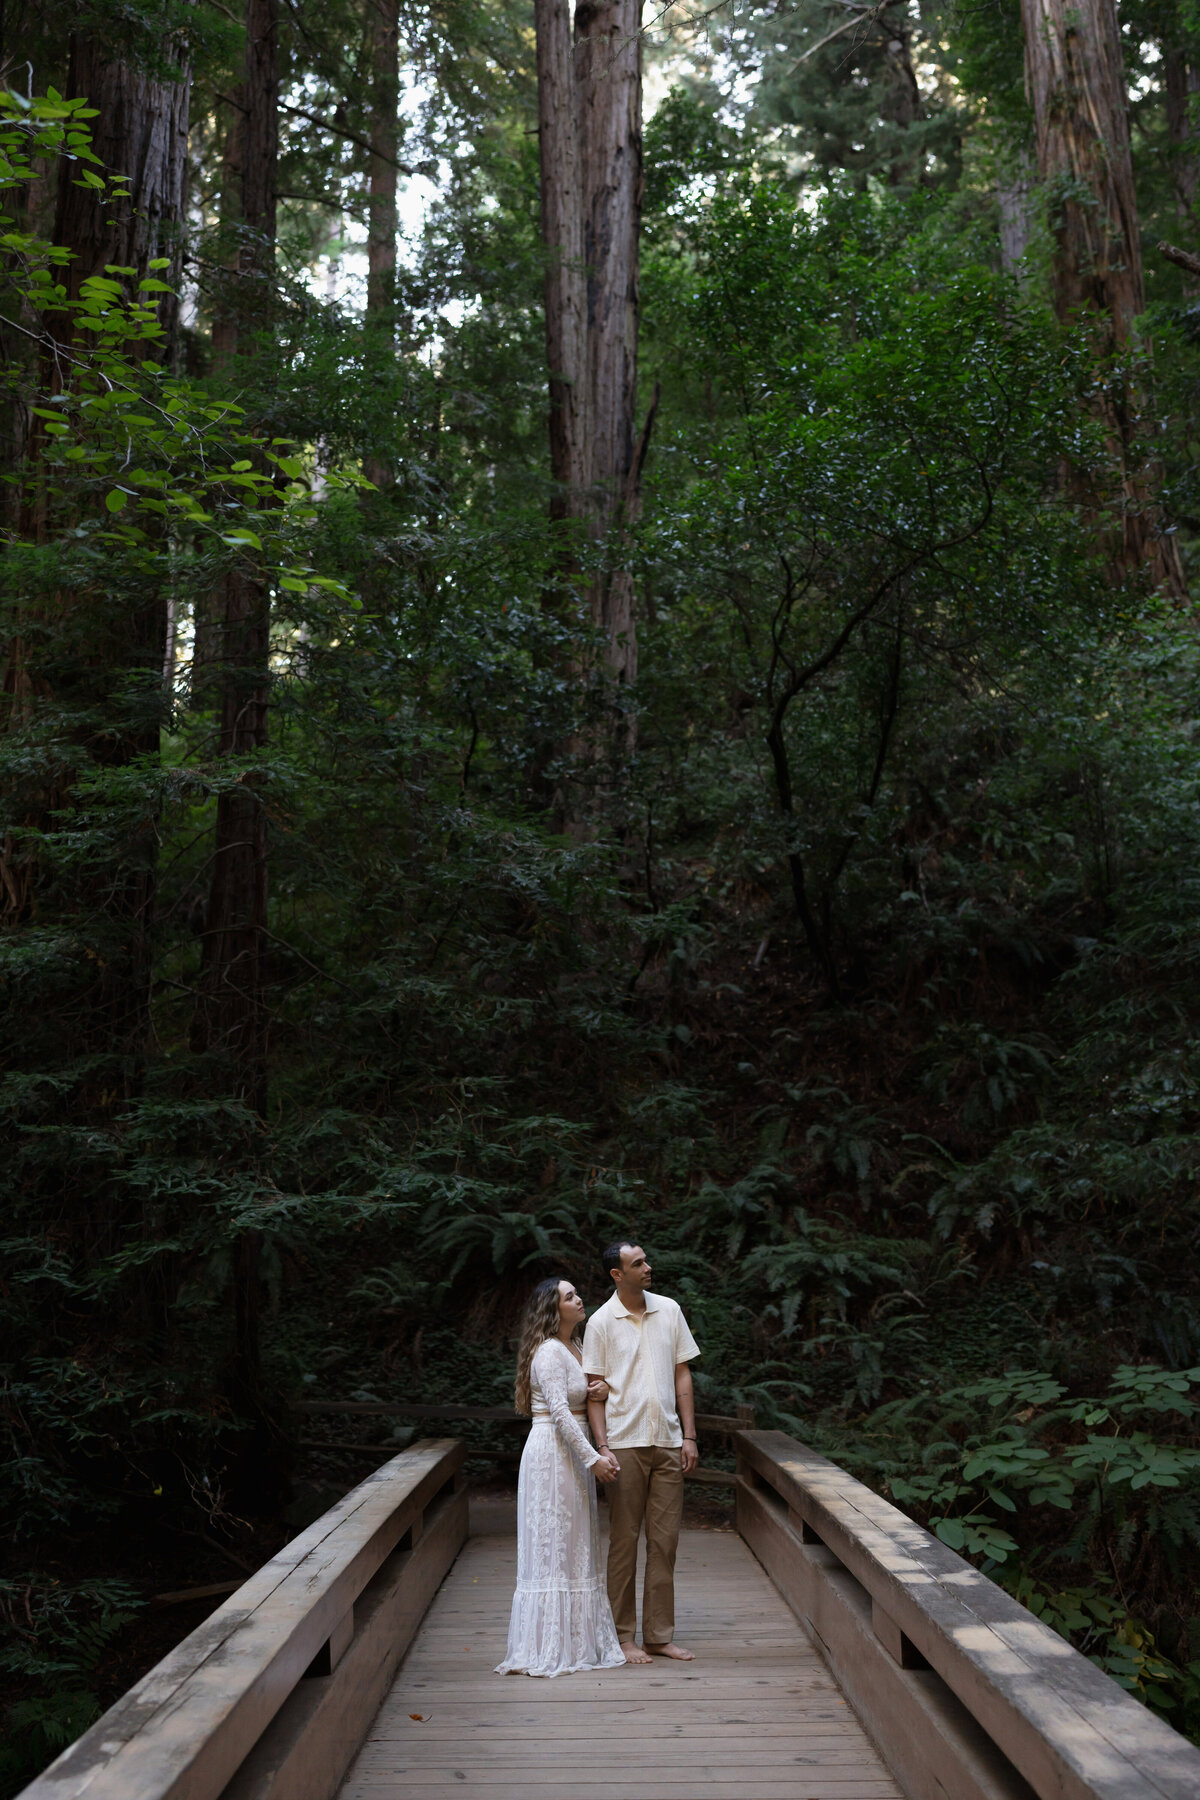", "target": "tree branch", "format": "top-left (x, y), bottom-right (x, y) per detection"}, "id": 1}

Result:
top-left (1158, 239), bottom-right (1200, 279)
top-left (279, 100), bottom-right (417, 174)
